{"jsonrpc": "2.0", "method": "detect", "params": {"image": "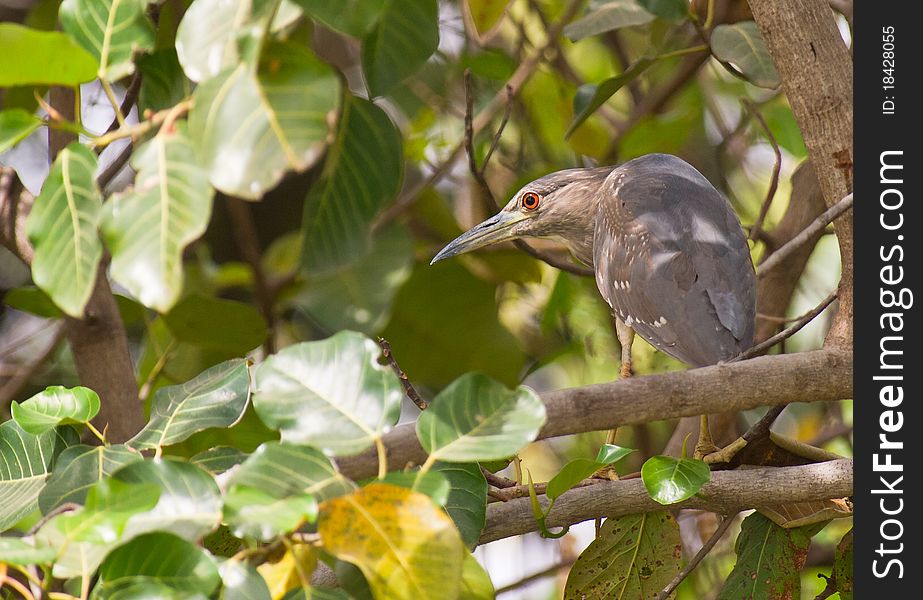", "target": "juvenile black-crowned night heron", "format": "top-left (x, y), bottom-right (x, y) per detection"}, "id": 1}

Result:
top-left (432, 154), bottom-right (756, 459)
